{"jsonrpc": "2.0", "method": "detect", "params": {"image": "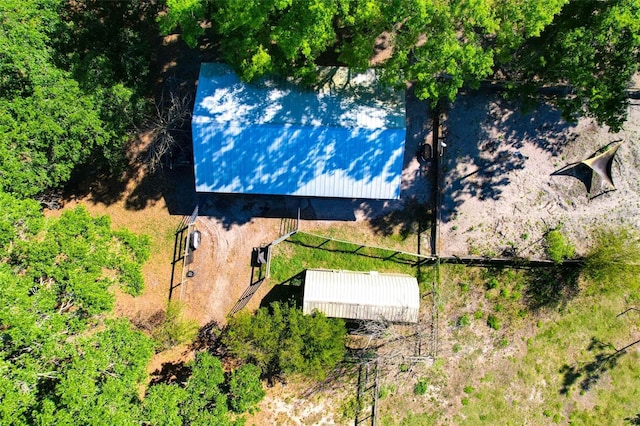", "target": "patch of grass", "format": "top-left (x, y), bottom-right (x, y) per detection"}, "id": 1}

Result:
top-left (270, 231), bottom-right (427, 283)
top-left (455, 265), bottom-right (640, 425)
top-left (152, 300), bottom-right (199, 351)
top-left (486, 277), bottom-right (500, 289)
top-left (379, 384), bottom-right (396, 399)
top-left (339, 396), bottom-right (361, 422)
